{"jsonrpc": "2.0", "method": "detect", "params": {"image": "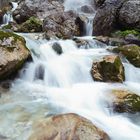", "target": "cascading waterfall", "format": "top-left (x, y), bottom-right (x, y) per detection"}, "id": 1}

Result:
top-left (2, 2), bottom-right (18, 25)
top-left (1, 1), bottom-right (140, 140)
